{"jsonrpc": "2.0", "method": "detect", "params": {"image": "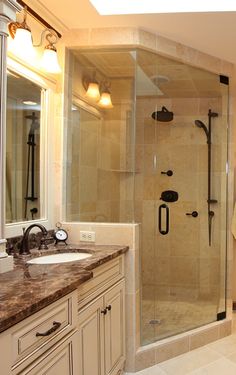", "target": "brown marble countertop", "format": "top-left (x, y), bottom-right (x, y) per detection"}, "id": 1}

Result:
top-left (0, 243), bottom-right (128, 333)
